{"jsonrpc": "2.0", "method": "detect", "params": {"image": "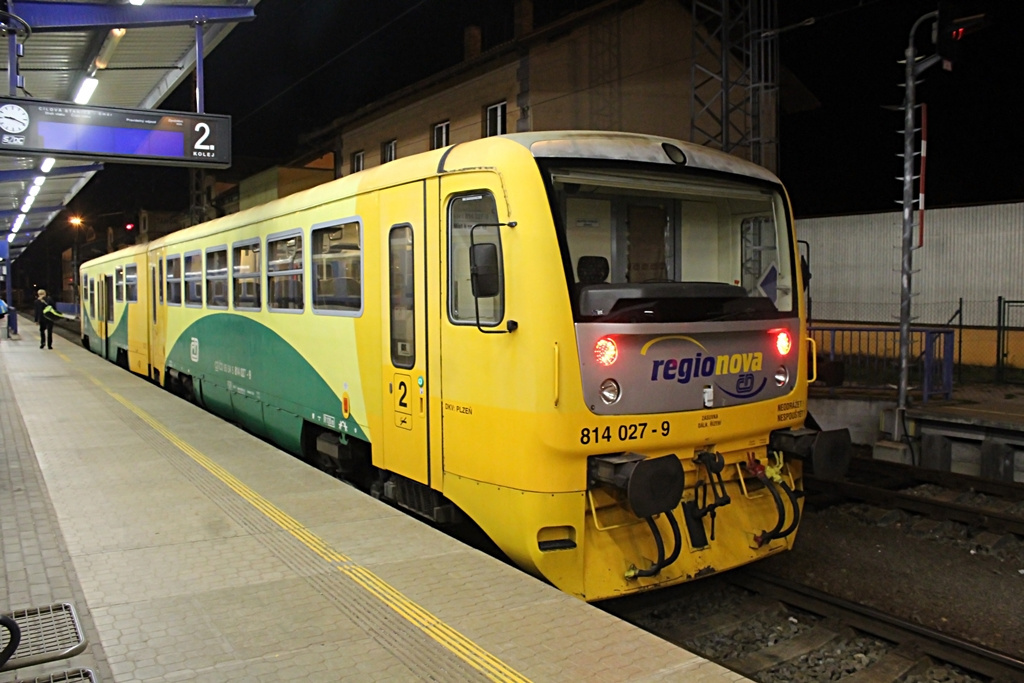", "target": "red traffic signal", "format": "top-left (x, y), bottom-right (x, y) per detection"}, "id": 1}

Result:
top-left (936, 2), bottom-right (988, 70)
top-left (125, 223), bottom-right (135, 231)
